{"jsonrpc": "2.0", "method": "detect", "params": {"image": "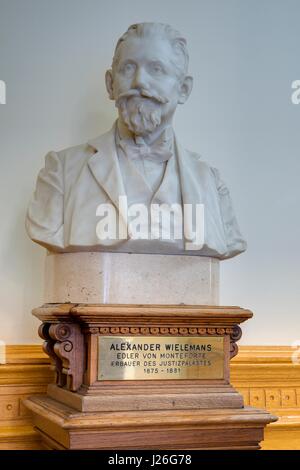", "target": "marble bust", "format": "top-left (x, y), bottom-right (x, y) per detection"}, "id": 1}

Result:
top-left (26, 22), bottom-right (246, 260)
